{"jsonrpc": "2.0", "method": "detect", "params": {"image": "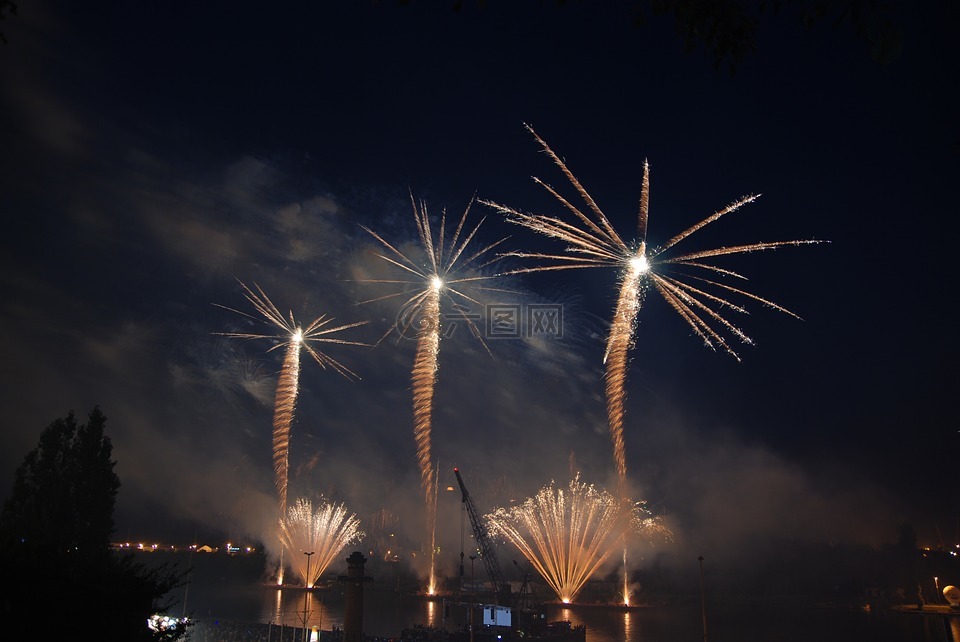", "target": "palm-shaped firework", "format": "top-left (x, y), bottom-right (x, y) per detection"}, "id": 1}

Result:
top-left (482, 124), bottom-right (823, 496)
top-left (216, 280), bottom-right (368, 583)
top-left (481, 124), bottom-right (824, 603)
top-left (359, 192), bottom-right (509, 594)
